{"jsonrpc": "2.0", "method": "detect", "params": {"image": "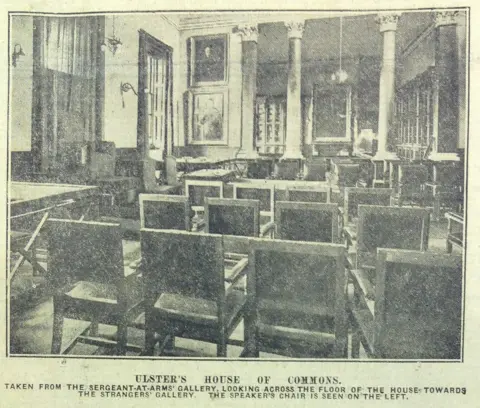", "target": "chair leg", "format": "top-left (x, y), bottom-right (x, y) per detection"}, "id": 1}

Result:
top-left (144, 325), bottom-right (156, 356)
top-left (89, 320), bottom-right (99, 336)
top-left (51, 299), bottom-right (64, 354)
top-left (165, 336), bottom-right (175, 351)
top-left (351, 330), bottom-right (360, 359)
top-left (217, 329), bottom-right (227, 357)
top-left (116, 321), bottom-right (128, 356)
